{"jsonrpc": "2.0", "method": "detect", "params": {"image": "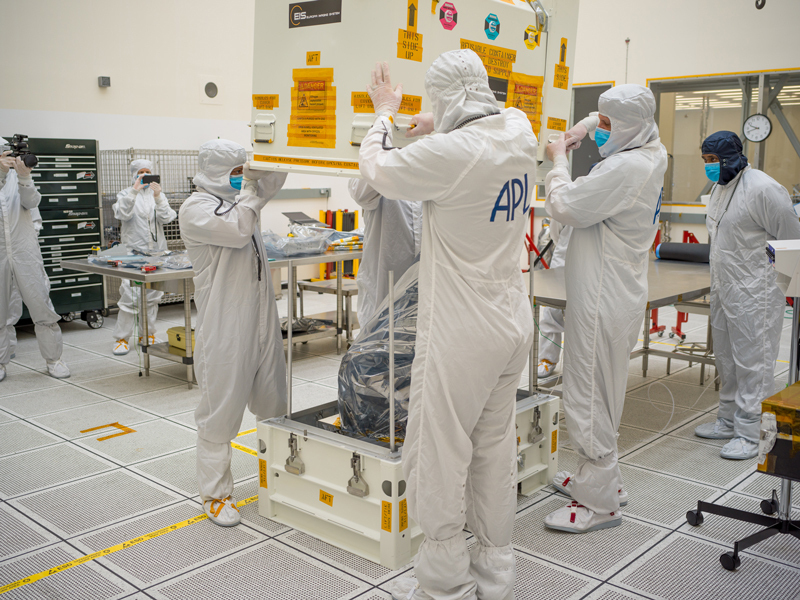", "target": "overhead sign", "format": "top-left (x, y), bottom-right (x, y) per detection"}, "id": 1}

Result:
top-left (484, 13), bottom-right (500, 40)
top-left (288, 0), bottom-right (342, 28)
top-left (439, 2), bottom-right (457, 30)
